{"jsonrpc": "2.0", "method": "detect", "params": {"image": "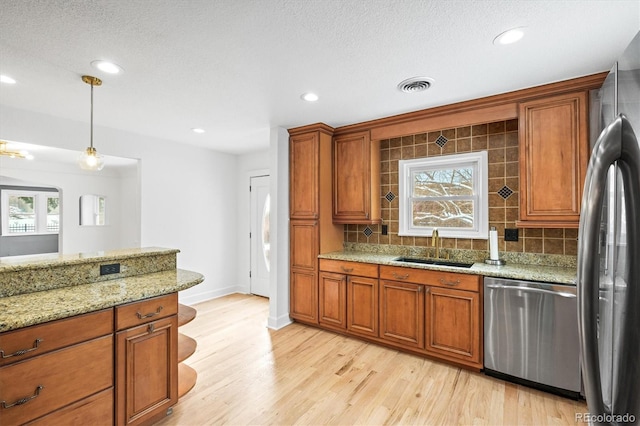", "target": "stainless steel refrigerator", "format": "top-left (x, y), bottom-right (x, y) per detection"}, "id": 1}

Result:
top-left (578, 31), bottom-right (640, 425)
